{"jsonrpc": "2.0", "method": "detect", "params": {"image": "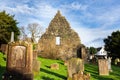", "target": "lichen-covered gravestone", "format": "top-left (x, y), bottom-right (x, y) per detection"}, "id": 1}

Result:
top-left (50, 63), bottom-right (59, 70)
top-left (6, 41), bottom-right (33, 80)
top-left (72, 71), bottom-right (90, 80)
top-left (67, 58), bottom-right (84, 79)
top-left (32, 50), bottom-right (41, 76)
top-left (98, 59), bottom-right (109, 75)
